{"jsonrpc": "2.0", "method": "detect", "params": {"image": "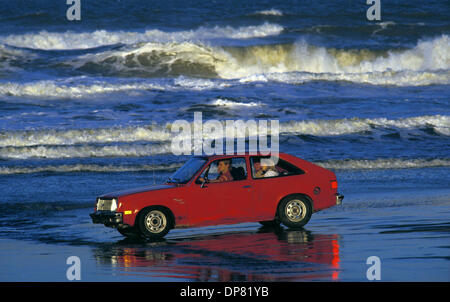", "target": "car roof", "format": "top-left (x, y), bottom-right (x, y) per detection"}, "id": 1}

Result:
top-left (196, 152), bottom-right (289, 161)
